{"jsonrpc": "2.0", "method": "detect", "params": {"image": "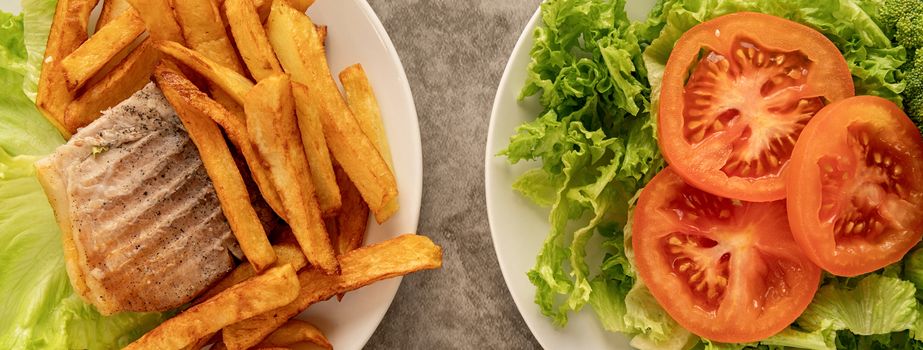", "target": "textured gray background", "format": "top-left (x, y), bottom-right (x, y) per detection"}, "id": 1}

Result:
top-left (364, 1), bottom-right (543, 349)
